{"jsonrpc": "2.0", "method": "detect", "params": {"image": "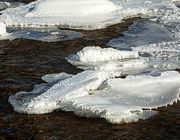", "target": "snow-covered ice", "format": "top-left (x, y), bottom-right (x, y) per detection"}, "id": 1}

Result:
top-left (9, 45), bottom-right (180, 123)
top-left (66, 46), bottom-right (150, 75)
top-left (0, 0), bottom-right (177, 30)
top-left (9, 70), bottom-right (180, 123)
top-left (0, 0), bottom-right (120, 30)
top-left (67, 46), bottom-right (139, 64)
